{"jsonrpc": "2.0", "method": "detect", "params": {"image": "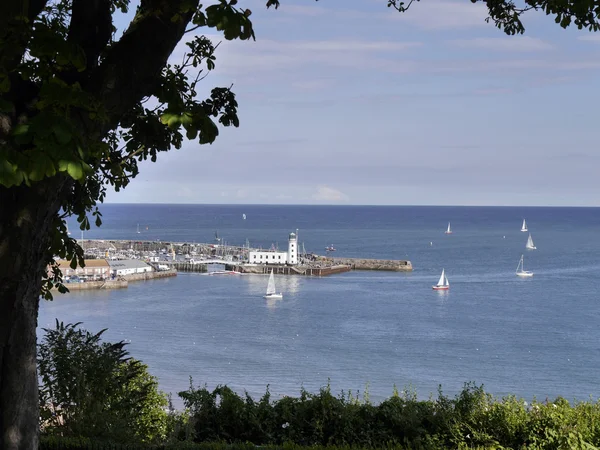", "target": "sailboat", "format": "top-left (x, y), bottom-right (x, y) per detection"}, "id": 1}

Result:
top-left (516, 254), bottom-right (533, 277)
top-left (136, 223), bottom-right (141, 234)
top-left (445, 222), bottom-right (452, 234)
top-left (242, 213), bottom-right (246, 220)
top-left (264, 269), bottom-right (283, 299)
top-left (432, 269), bottom-right (450, 290)
top-left (521, 219), bottom-right (528, 232)
top-left (526, 233), bottom-right (536, 250)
